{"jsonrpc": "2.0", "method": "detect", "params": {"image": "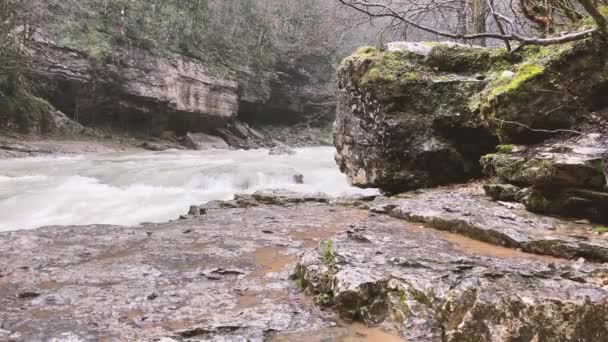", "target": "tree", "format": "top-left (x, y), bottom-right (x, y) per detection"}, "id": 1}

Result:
top-left (0, 0), bottom-right (54, 132)
top-left (337, 0), bottom-right (608, 51)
